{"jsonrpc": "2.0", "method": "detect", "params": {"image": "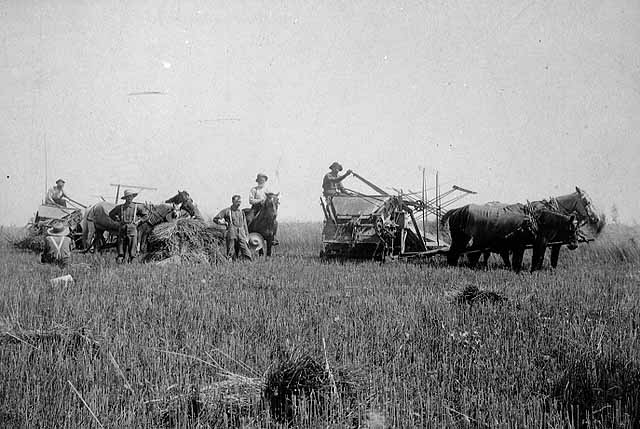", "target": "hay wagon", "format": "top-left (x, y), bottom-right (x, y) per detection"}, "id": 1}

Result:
top-left (320, 172), bottom-right (476, 261)
top-left (31, 205), bottom-right (85, 248)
